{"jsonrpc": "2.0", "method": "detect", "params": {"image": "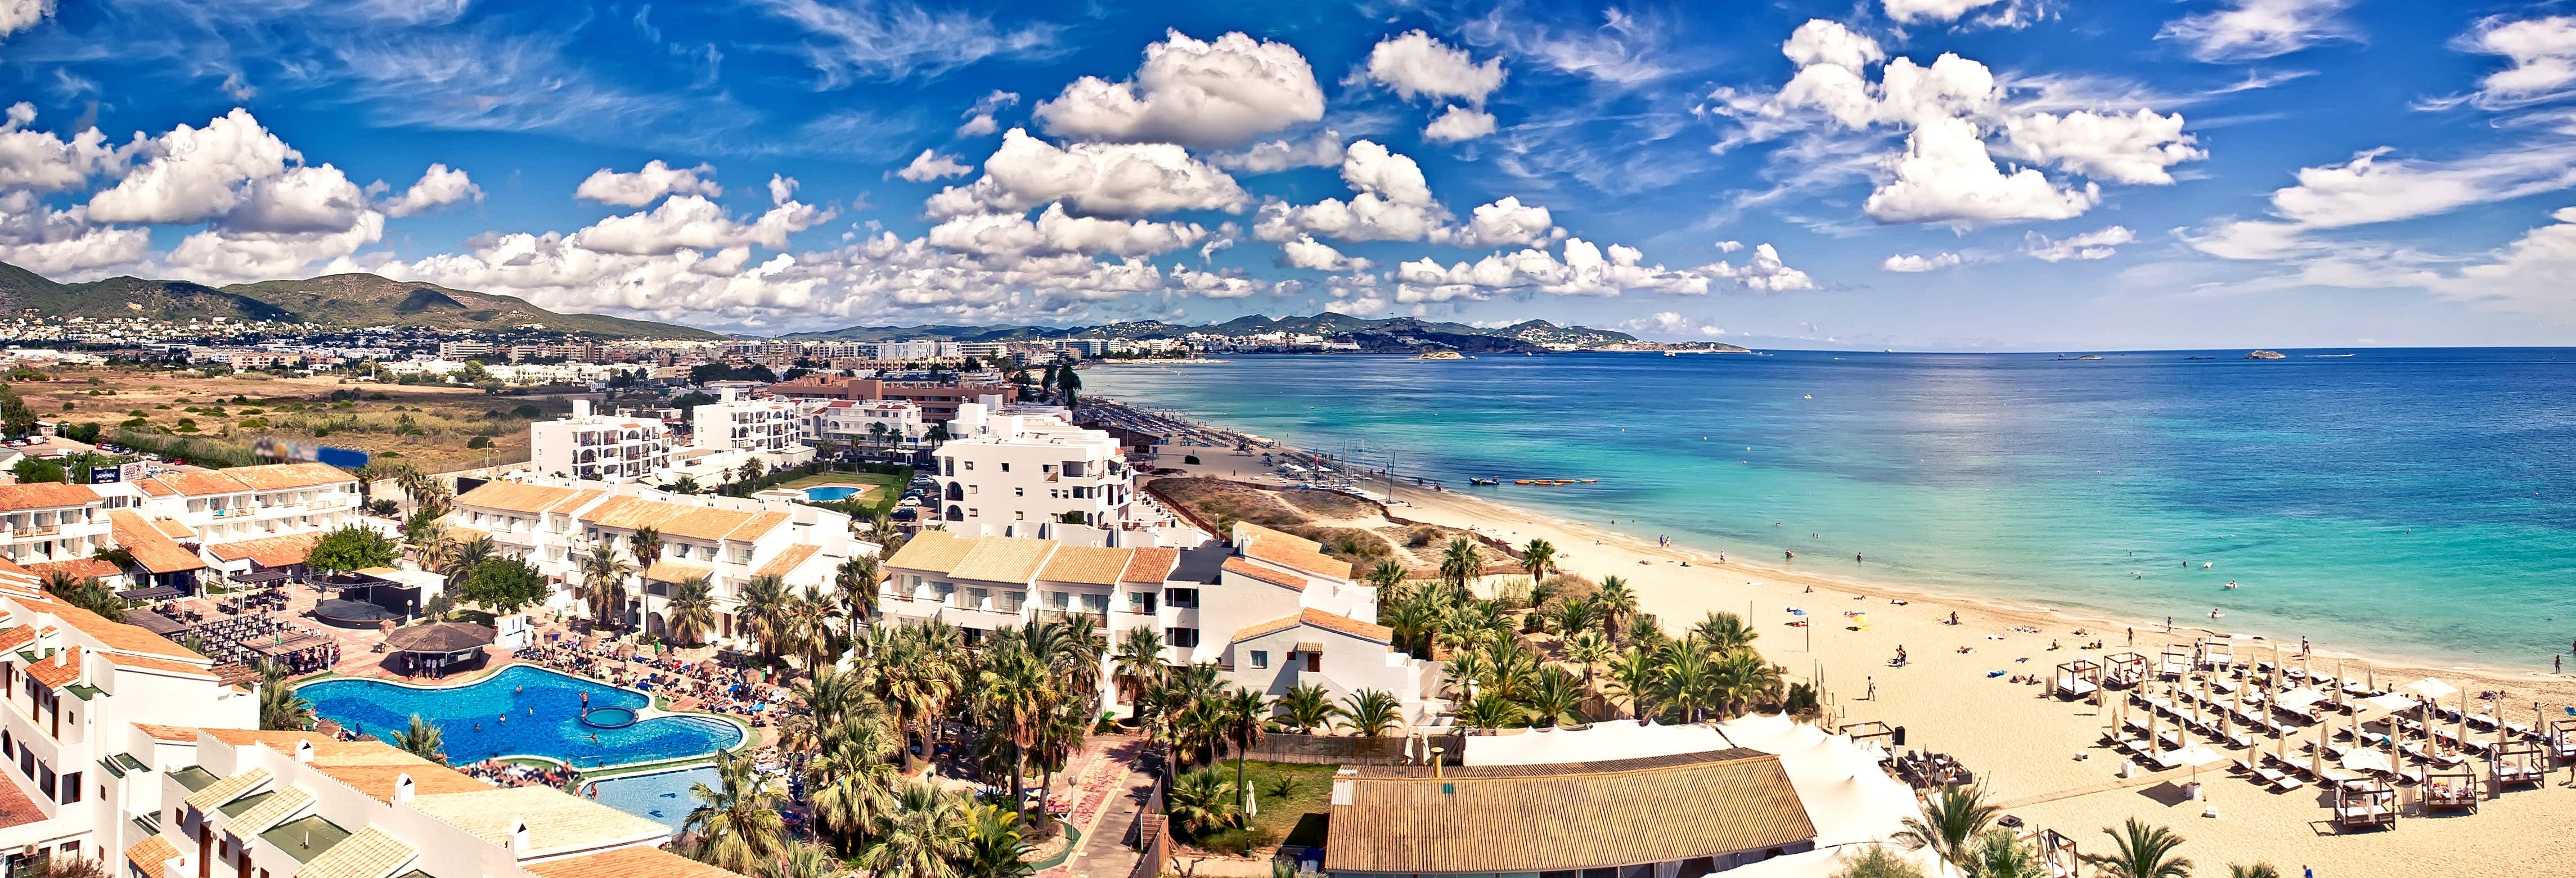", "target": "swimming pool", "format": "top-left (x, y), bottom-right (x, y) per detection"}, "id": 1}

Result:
top-left (300, 665), bottom-right (744, 768)
top-left (584, 766), bottom-right (717, 835)
top-left (802, 485), bottom-right (862, 502)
